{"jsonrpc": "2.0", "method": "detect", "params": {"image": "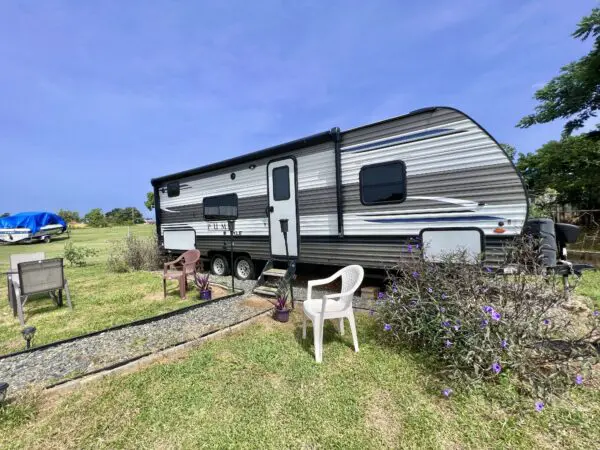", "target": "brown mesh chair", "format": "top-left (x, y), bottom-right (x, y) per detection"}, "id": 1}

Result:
top-left (13, 258), bottom-right (72, 325)
top-left (162, 249), bottom-right (201, 299)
